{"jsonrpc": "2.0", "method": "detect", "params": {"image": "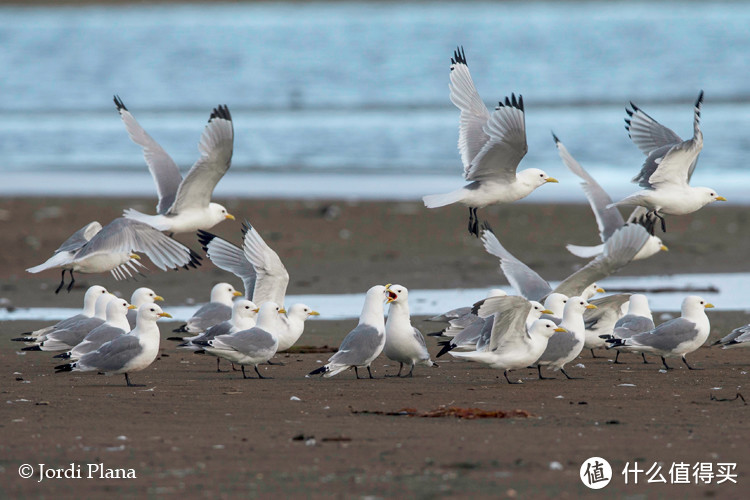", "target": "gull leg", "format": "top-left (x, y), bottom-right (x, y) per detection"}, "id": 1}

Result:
top-left (367, 366), bottom-right (375, 379)
top-left (255, 365), bottom-right (271, 379)
top-left (537, 365), bottom-right (555, 380)
top-left (55, 269), bottom-right (66, 294)
top-left (560, 367), bottom-right (582, 380)
top-left (385, 363), bottom-right (403, 378)
top-left (216, 358), bottom-right (224, 373)
top-left (504, 370), bottom-right (523, 384)
top-left (125, 373), bottom-right (144, 387)
top-left (241, 365), bottom-right (248, 379)
top-left (642, 353), bottom-right (650, 364)
top-left (66, 270), bottom-right (76, 292)
top-left (613, 351), bottom-right (625, 364)
top-left (682, 355), bottom-right (703, 370)
top-left (590, 348), bottom-right (600, 359)
top-left (232, 363), bottom-right (241, 371)
top-left (354, 366), bottom-right (361, 379)
top-left (661, 357), bottom-right (672, 370)
top-left (405, 364), bottom-right (415, 378)
top-left (467, 207), bottom-right (475, 235)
